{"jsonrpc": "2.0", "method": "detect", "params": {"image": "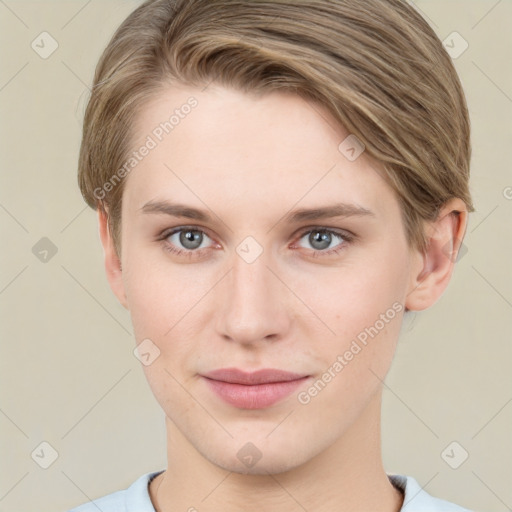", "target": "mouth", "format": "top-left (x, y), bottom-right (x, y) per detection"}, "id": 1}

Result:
top-left (200, 368), bottom-right (311, 409)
